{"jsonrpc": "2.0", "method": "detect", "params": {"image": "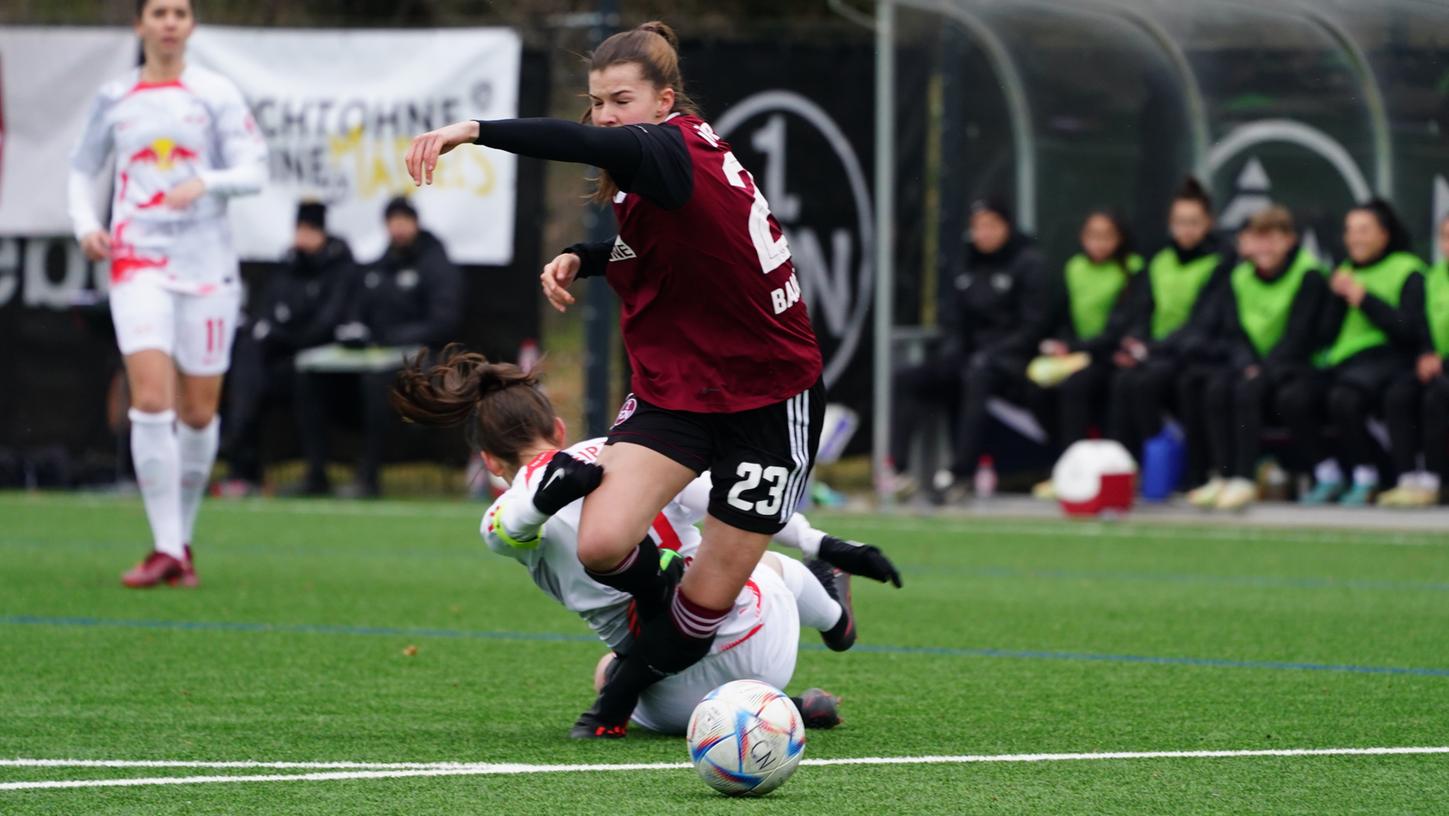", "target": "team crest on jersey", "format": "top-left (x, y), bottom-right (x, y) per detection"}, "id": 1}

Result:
top-left (609, 236), bottom-right (636, 262)
top-left (612, 395), bottom-right (639, 428)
